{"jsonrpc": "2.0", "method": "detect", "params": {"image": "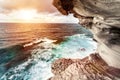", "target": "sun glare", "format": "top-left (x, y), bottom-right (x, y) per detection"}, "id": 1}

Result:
top-left (17, 9), bottom-right (37, 20)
